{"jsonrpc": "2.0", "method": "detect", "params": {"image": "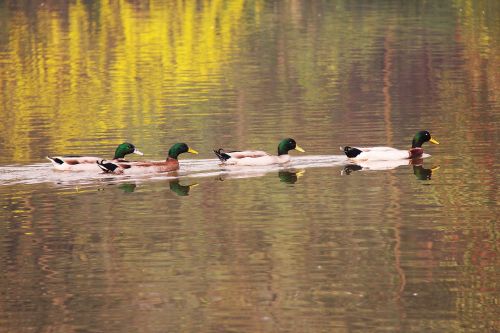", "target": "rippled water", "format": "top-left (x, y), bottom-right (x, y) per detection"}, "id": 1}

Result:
top-left (0, 1), bottom-right (498, 332)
